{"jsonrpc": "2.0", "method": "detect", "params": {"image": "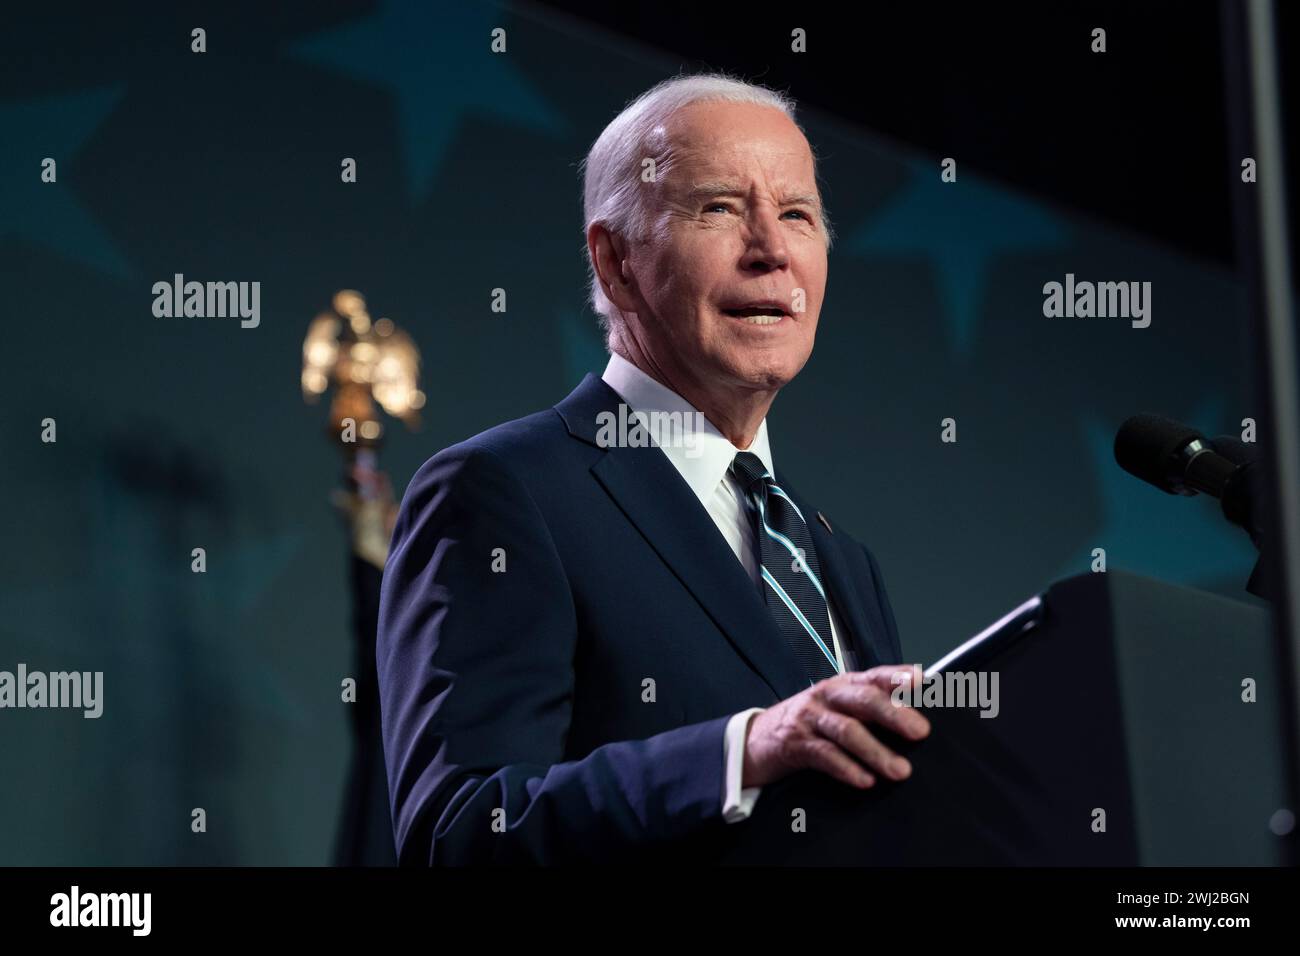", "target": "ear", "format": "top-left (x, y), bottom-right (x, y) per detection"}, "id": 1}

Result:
top-left (587, 222), bottom-right (639, 315)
